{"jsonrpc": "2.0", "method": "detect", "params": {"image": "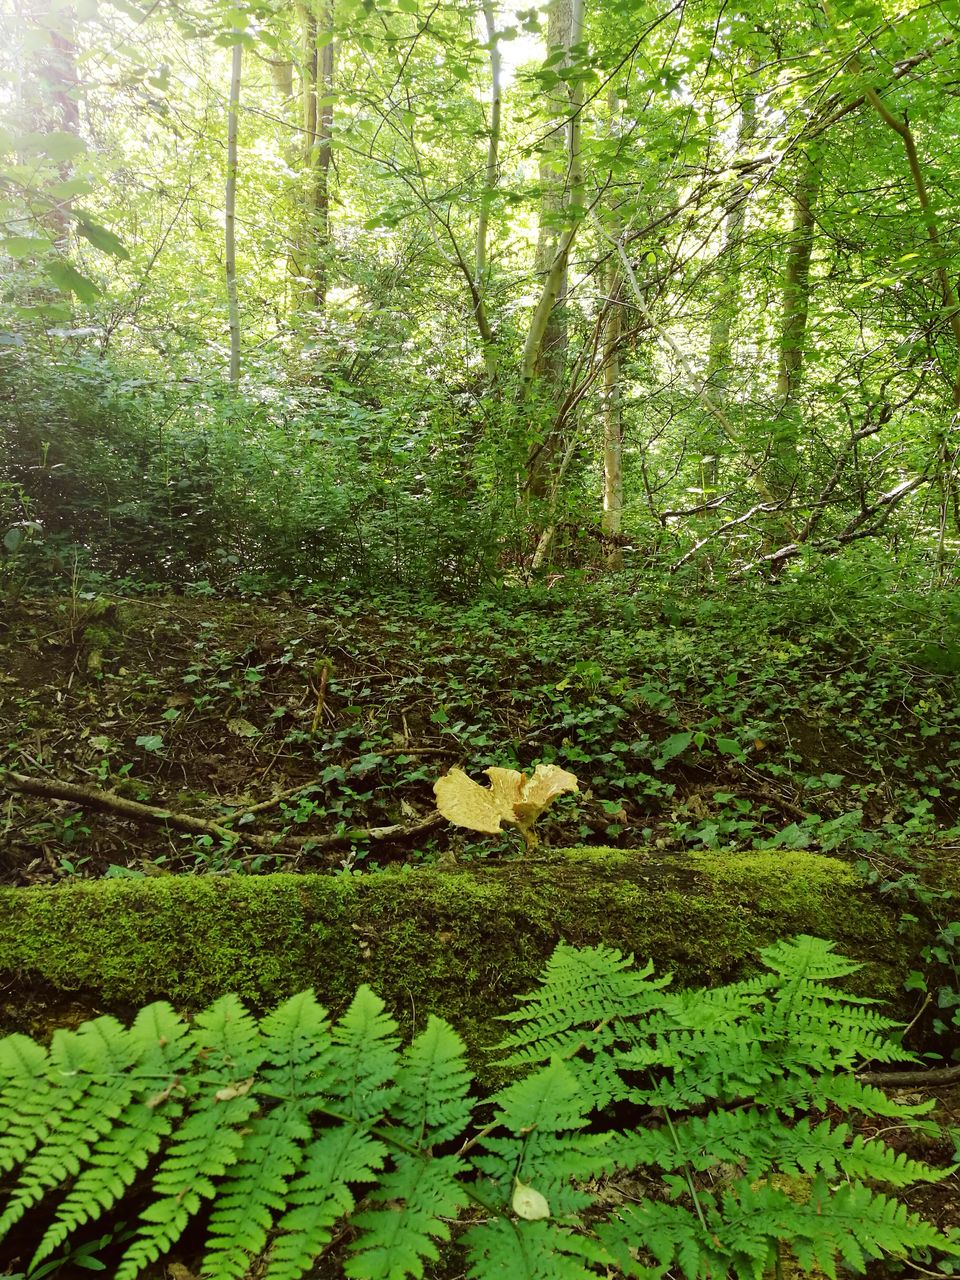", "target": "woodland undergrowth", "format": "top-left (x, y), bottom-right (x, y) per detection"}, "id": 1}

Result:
top-left (0, 936), bottom-right (957, 1280)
